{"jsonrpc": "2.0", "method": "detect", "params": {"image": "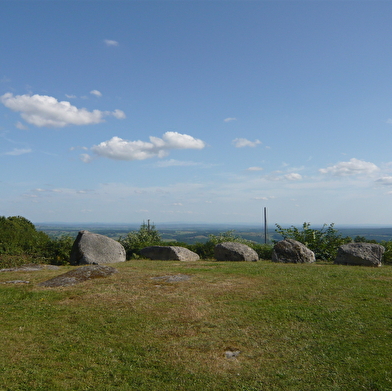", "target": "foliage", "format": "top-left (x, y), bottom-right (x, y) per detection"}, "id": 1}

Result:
top-left (0, 215), bottom-right (51, 257)
top-left (187, 230), bottom-right (270, 259)
top-left (119, 221), bottom-right (162, 259)
top-left (44, 235), bottom-right (73, 265)
top-left (380, 240), bottom-right (392, 265)
top-left (275, 222), bottom-right (352, 262)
